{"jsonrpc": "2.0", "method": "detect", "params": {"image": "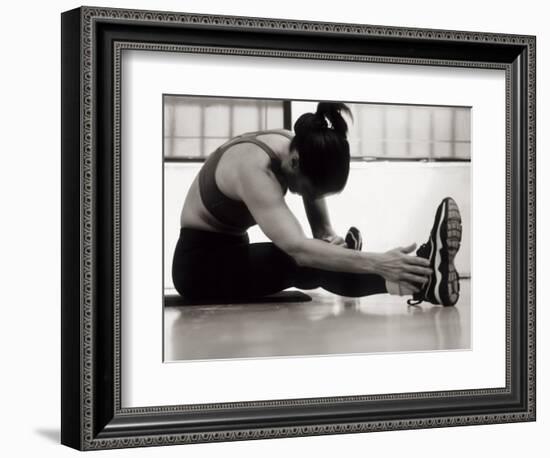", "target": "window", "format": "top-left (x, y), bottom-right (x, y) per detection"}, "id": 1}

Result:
top-left (164, 98), bottom-right (471, 162)
top-left (347, 103), bottom-right (471, 161)
top-left (163, 96), bottom-right (287, 160)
